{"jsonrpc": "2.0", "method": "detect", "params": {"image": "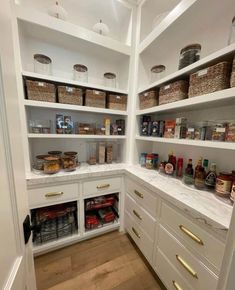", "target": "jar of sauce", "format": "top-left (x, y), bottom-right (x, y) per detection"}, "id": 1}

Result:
top-left (146, 154), bottom-right (154, 169)
top-left (215, 172), bottom-right (233, 197)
